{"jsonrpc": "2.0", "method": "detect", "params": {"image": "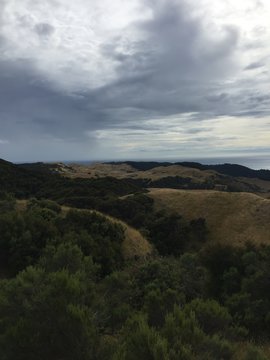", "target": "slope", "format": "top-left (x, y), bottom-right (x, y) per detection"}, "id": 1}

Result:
top-left (17, 200), bottom-right (153, 260)
top-left (149, 188), bottom-right (270, 246)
